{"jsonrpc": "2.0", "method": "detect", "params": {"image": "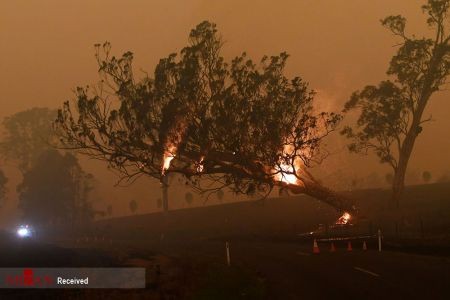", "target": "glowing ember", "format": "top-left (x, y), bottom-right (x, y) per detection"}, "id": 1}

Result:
top-left (162, 145), bottom-right (176, 175)
top-left (336, 212), bottom-right (351, 225)
top-left (196, 156), bottom-right (205, 173)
